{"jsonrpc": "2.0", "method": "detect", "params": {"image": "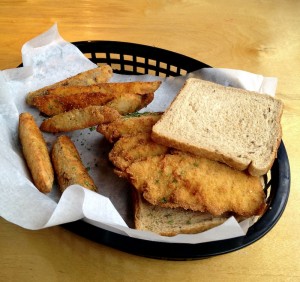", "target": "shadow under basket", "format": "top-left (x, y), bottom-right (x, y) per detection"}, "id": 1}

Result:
top-left (60, 40), bottom-right (290, 260)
